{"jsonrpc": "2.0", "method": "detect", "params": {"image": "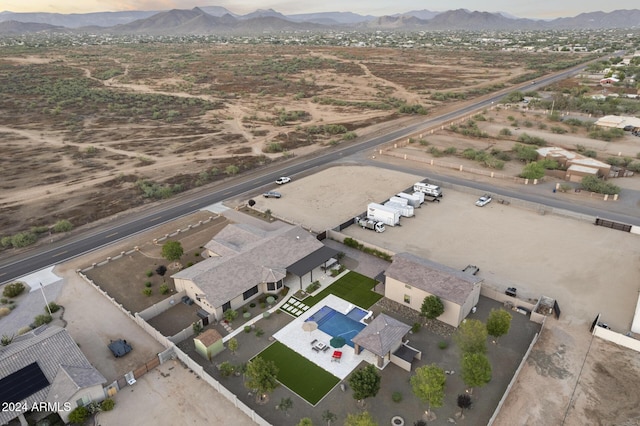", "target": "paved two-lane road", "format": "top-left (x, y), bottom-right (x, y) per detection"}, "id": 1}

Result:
top-left (0, 61), bottom-right (611, 284)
